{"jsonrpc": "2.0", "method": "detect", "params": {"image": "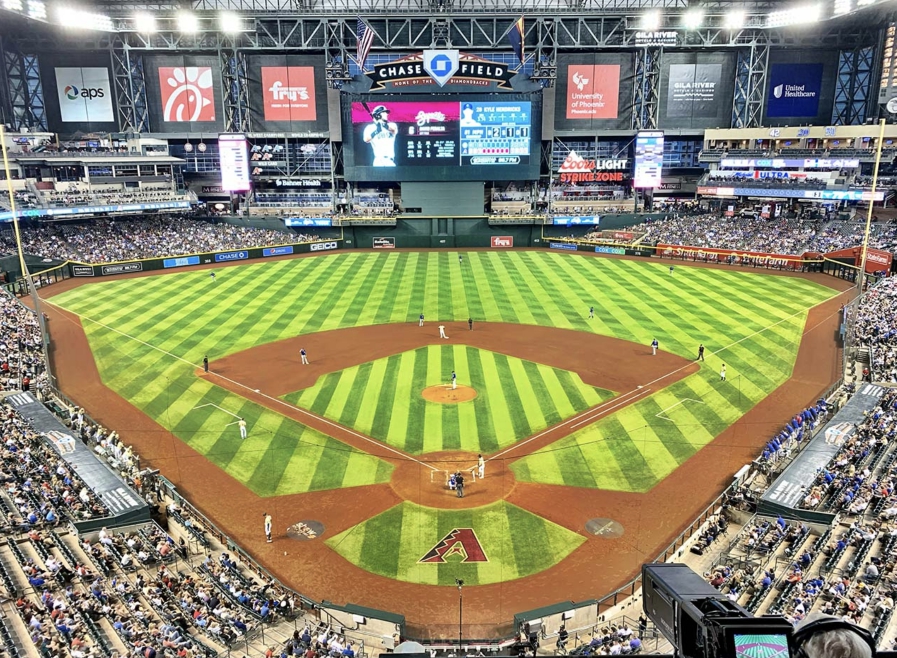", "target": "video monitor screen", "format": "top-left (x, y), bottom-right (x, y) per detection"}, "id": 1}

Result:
top-left (343, 95), bottom-right (541, 182)
top-left (733, 633), bottom-right (790, 658)
top-left (634, 131), bottom-right (664, 188)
